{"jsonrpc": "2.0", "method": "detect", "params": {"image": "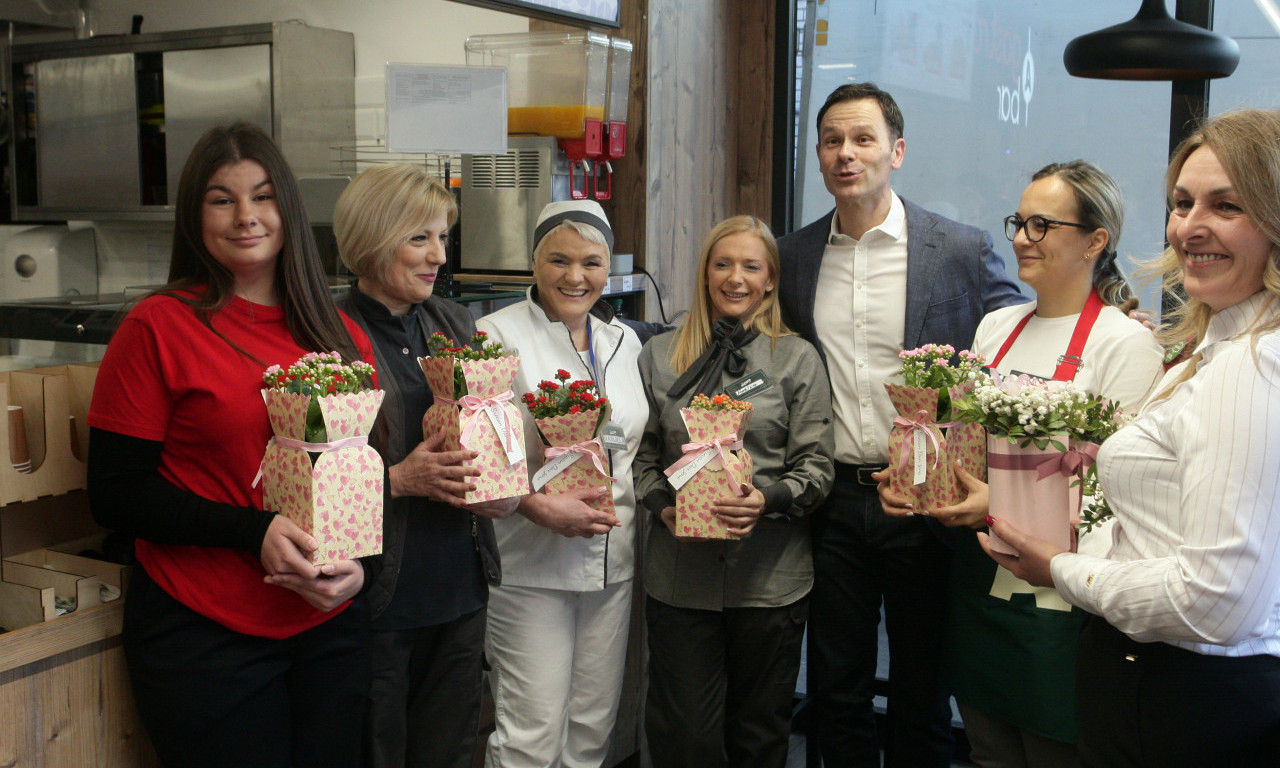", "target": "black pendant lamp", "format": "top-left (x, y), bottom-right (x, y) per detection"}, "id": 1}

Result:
top-left (1063, 0), bottom-right (1240, 80)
